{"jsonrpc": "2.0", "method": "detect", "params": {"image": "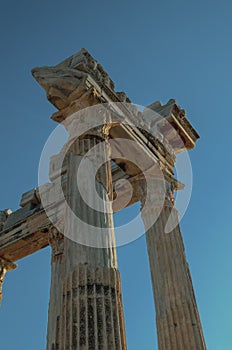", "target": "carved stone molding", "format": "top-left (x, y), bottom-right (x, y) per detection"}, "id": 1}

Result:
top-left (31, 48), bottom-right (130, 114)
top-left (0, 209), bottom-right (12, 231)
